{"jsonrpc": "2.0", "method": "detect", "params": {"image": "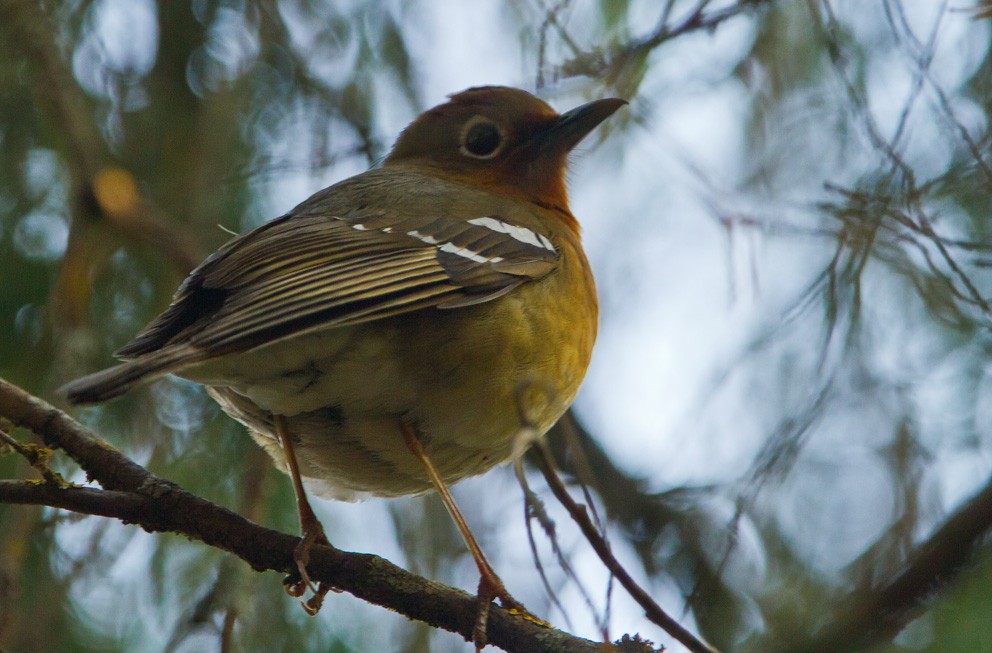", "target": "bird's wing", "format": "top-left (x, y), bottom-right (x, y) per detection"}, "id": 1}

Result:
top-left (115, 209), bottom-right (559, 359)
